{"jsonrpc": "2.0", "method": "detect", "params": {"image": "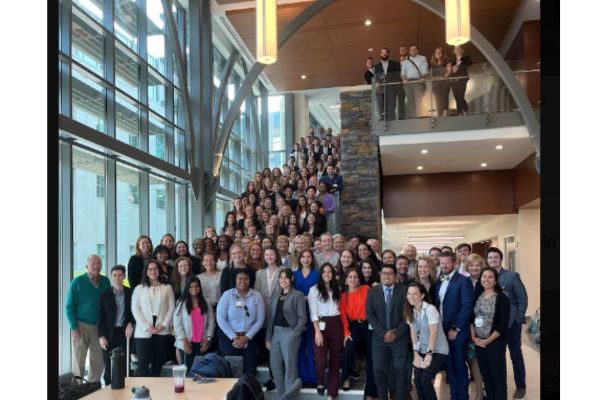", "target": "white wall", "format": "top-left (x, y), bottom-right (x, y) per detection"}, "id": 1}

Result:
top-left (516, 208), bottom-right (540, 316)
top-left (450, 214), bottom-right (518, 255)
top-left (450, 211), bottom-right (540, 316)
